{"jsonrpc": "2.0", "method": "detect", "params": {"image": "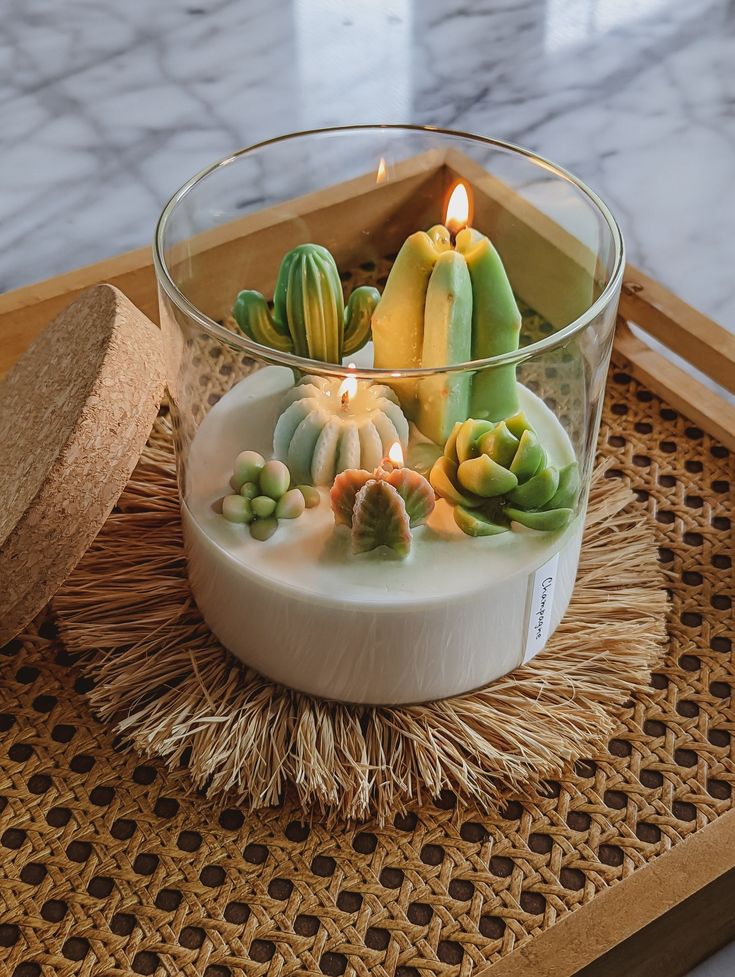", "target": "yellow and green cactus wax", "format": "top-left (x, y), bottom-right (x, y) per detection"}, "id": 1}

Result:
top-left (232, 291), bottom-right (293, 353)
top-left (233, 243), bottom-right (376, 364)
top-left (429, 413), bottom-right (578, 537)
top-left (372, 220), bottom-right (522, 442)
top-left (371, 230), bottom-right (441, 409)
top-left (456, 227), bottom-right (522, 422)
top-left (426, 224), bottom-right (452, 252)
top-left (416, 250), bottom-right (473, 445)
